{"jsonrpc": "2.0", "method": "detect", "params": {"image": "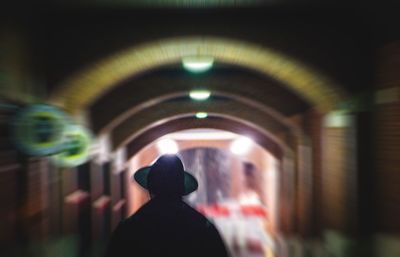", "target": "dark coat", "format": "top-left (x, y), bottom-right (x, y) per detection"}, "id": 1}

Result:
top-left (105, 197), bottom-right (229, 257)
